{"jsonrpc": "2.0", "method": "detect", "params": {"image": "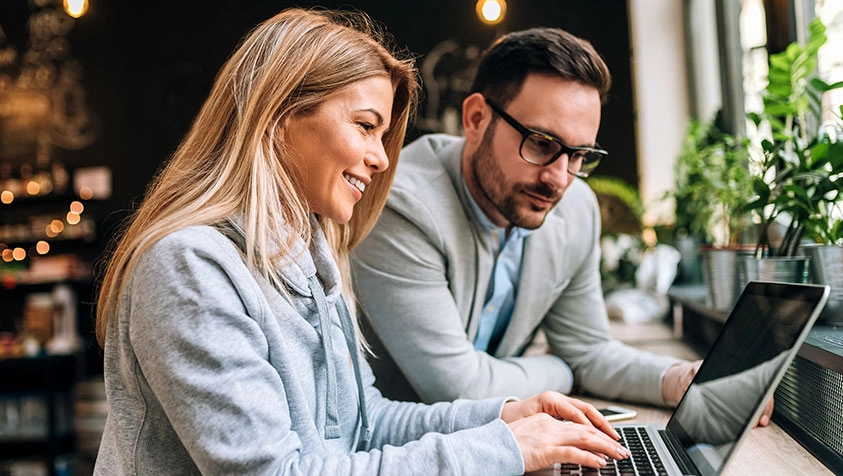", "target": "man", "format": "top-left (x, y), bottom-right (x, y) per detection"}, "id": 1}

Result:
top-left (351, 27), bottom-right (699, 407)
